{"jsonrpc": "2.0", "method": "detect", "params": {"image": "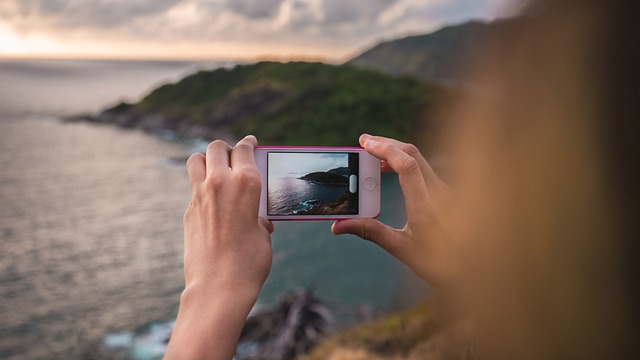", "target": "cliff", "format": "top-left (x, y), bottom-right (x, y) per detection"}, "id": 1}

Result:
top-left (299, 172), bottom-right (349, 185)
top-left (348, 18), bottom-right (520, 83)
top-left (93, 61), bottom-right (436, 146)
